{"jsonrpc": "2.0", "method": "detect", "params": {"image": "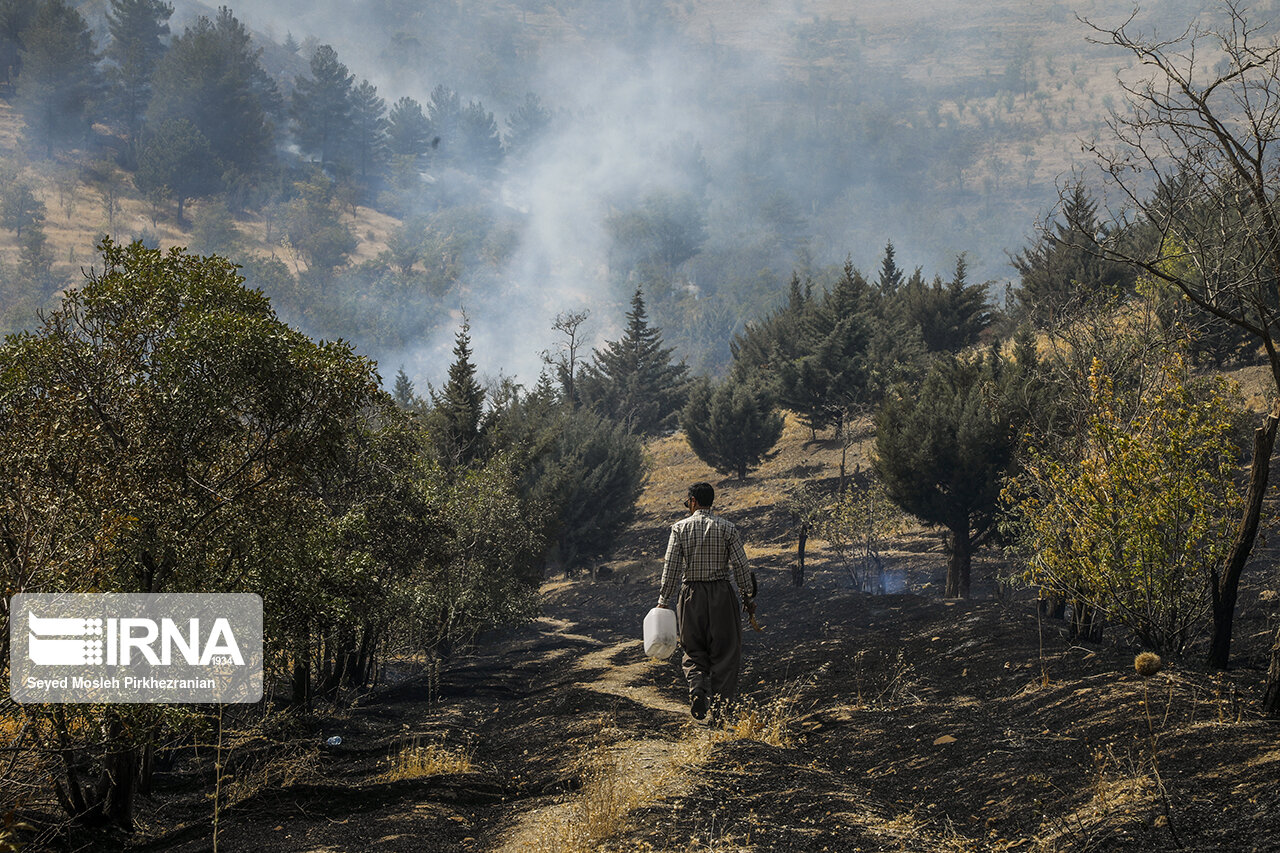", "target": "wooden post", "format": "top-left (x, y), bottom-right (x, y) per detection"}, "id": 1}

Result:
top-left (794, 521), bottom-right (809, 587)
